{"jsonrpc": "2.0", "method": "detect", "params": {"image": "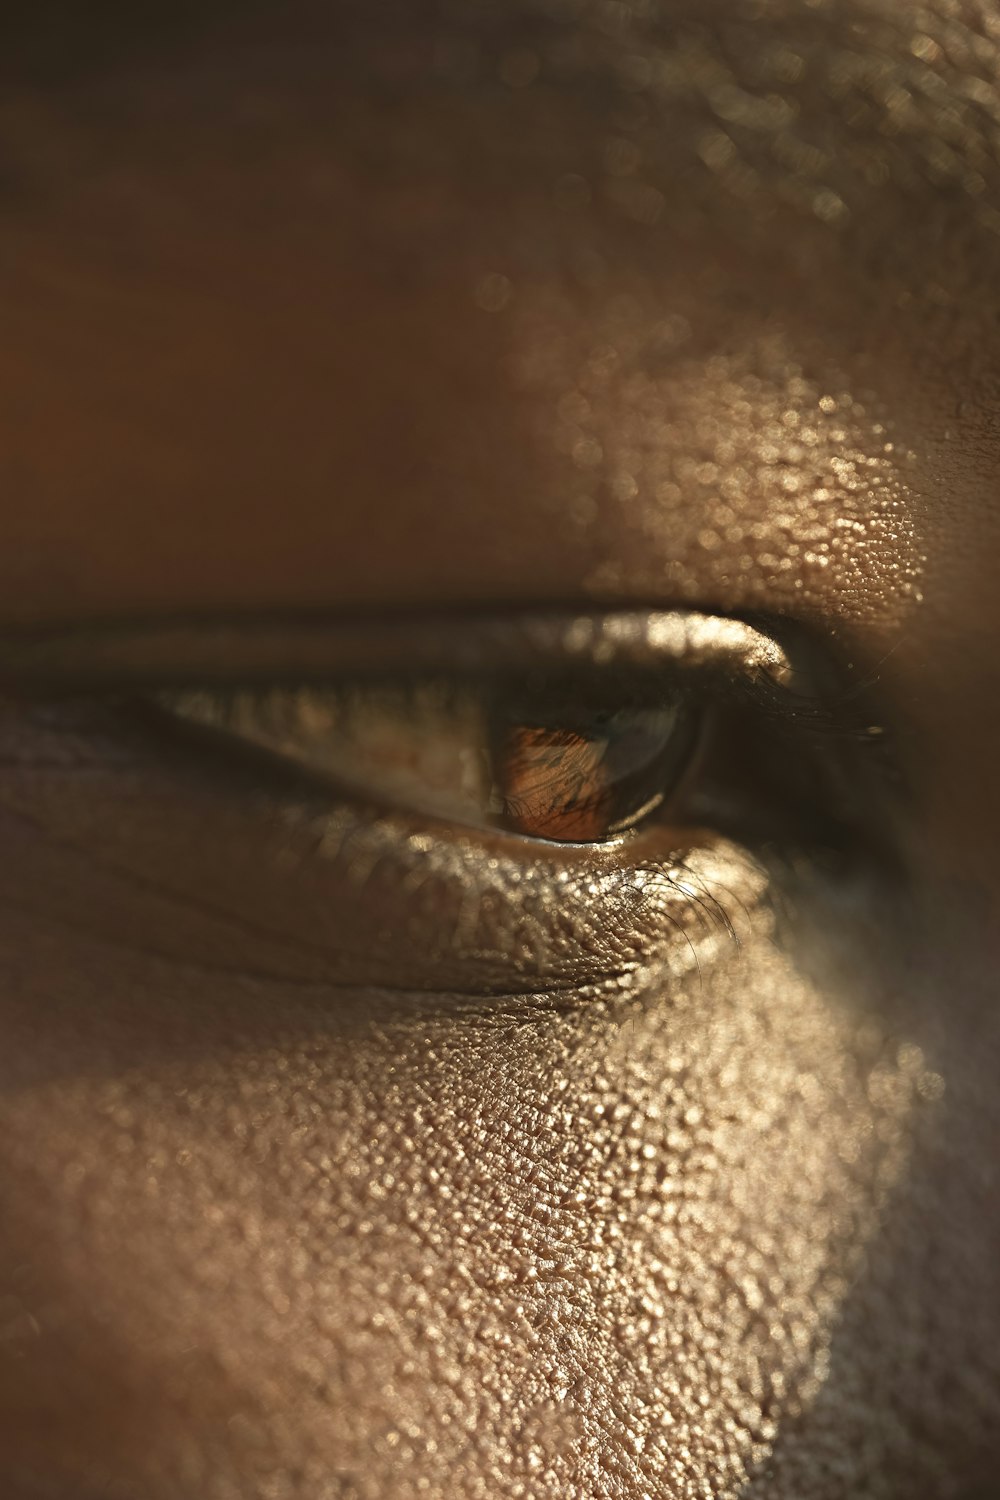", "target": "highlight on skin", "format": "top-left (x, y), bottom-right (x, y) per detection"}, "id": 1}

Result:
top-left (0, 2), bottom-right (998, 1499)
